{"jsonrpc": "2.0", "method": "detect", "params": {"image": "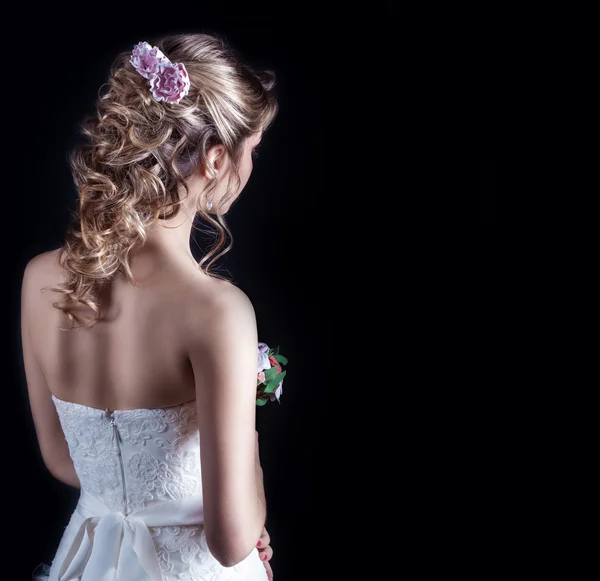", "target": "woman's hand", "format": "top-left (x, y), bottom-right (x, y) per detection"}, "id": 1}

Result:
top-left (257, 526), bottom-right (273, 581)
